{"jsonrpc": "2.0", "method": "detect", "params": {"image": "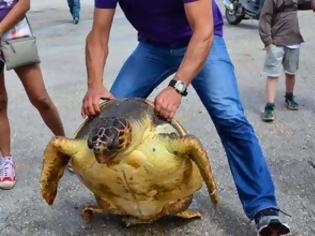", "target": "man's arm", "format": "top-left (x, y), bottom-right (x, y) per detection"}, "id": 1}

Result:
top-left (175, 0), bottom-right (214, 85)
top-left (82, 8), bottom-right (115, 117)
top-left (154, 0), bottom-right (213, 119)
top-left (259, 0), bottom-right (275, 47)
top-left (0, 0), bottom-right (30, 35)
